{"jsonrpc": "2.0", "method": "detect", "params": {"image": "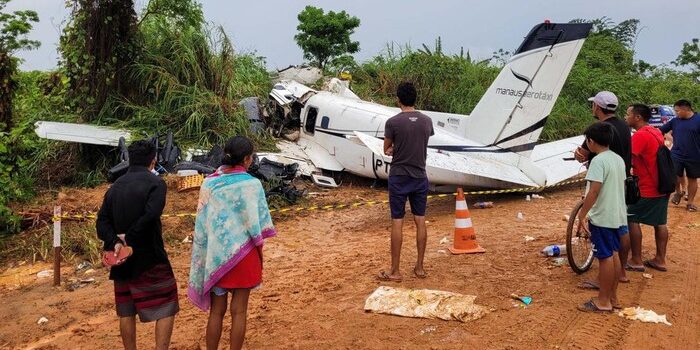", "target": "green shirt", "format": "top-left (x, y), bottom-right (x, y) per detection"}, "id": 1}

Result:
top-left (585, 150), bottom-right (627, 228)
